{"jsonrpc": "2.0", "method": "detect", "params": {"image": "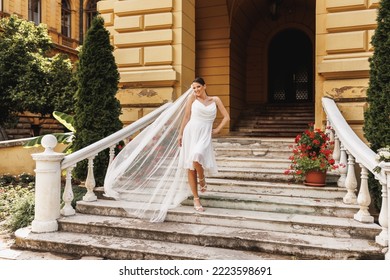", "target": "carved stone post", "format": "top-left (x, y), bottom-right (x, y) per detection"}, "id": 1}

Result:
top-left (333, 134), bottom-right (340, 166)
top-left (60, 166), bottom-right (76, 216)
top-left (354, 165), bottom-right (374, 223)
top-left (31, 135), bottom-right (65, 233)
top-left (343, 151), bottom-right (357, 204)
top-left (338, 144), bottom-right (347, 188)
top-left (83, 156), bottom-right (97, 202)
top-left (109, 145), bottom-right (115, 166)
